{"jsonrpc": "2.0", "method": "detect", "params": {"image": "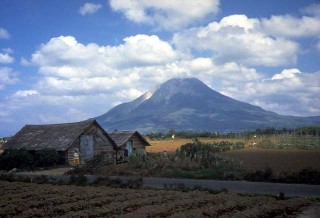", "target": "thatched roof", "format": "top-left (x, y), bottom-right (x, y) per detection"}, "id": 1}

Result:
top-left (3, 119), bottom-right (114, 151)
top-left (109, 131), bottom-right (150, 147)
